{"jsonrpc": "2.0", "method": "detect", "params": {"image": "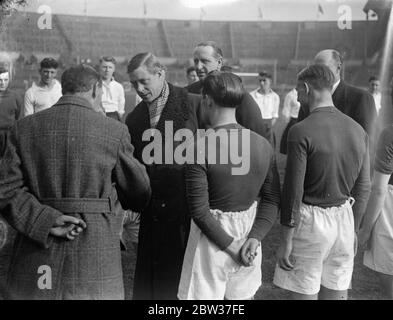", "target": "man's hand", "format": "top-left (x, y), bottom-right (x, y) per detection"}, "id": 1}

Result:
top-left (225, 238), bottom-right (246, 266)
top-left (276, 226), bottom-right (295, 271)
top-left (50, 215), bottom-right (87, 240)
top-left (240, 238), bottom-right (260, 267)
